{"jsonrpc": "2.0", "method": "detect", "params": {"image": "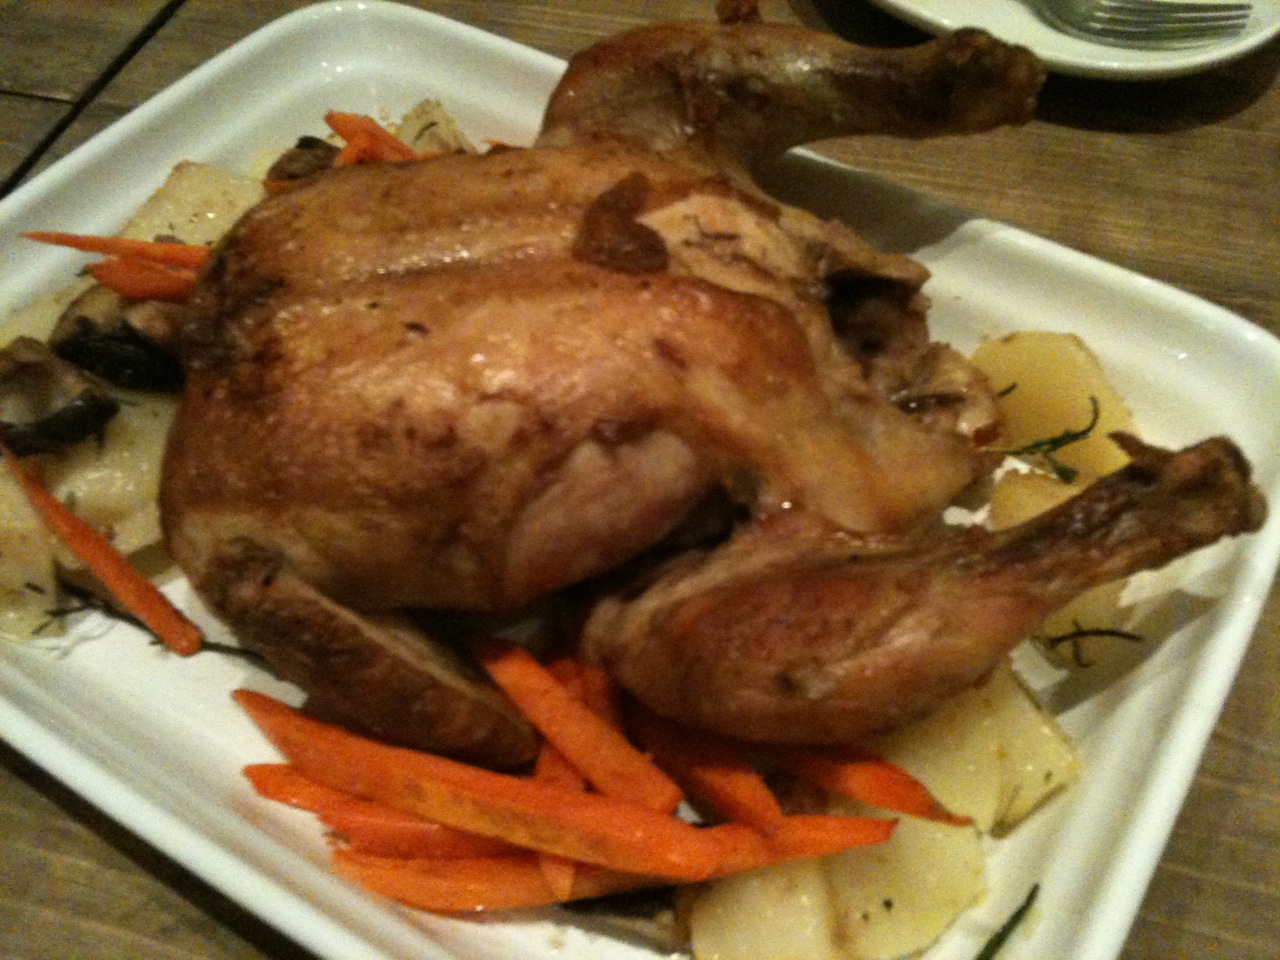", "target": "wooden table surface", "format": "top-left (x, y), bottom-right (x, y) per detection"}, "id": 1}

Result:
top-left (0, 1), bottom-right (1276, 957)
